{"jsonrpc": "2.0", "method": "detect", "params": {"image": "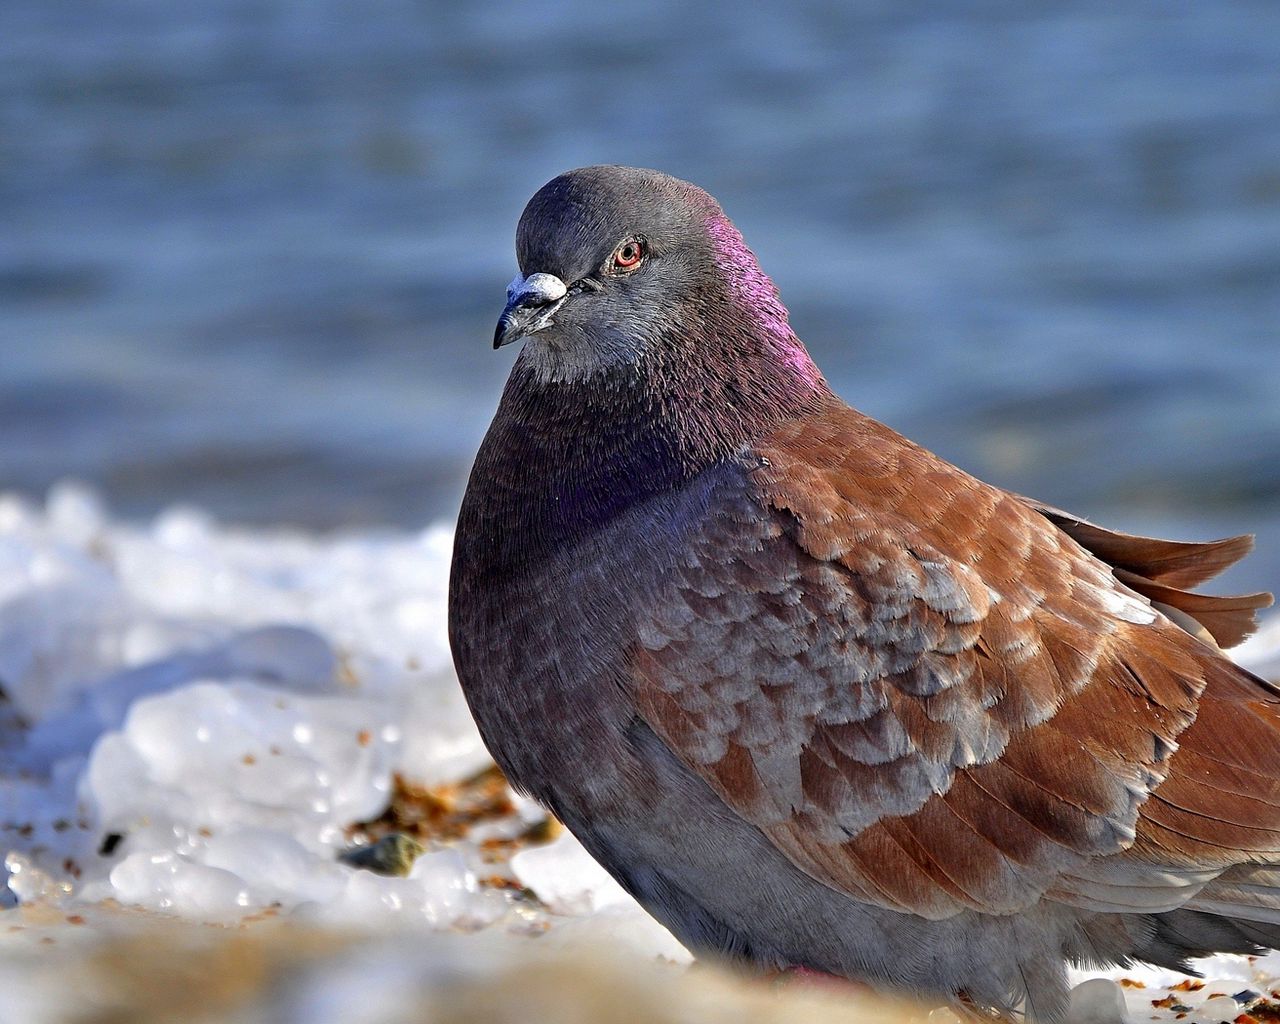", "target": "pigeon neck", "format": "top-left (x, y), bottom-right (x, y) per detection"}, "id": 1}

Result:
top-left (703, 214), bottom-right (825, 391)
top-left (464, 354), bottom-right (831, 571)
